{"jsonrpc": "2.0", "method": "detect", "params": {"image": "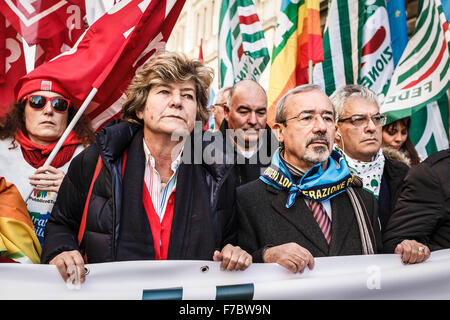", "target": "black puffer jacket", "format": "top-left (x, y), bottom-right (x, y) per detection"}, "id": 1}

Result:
top-left (42, 121), bottom-right (237, 263)
top-left (383, 149), bottom-right (450, 252)
top-left (378, 157), bottom-right (409, 231)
